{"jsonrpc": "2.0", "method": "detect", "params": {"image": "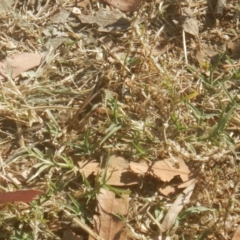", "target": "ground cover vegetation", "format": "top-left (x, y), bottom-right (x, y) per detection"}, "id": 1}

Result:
top-left (0, 0), bottom-right (240, 239)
